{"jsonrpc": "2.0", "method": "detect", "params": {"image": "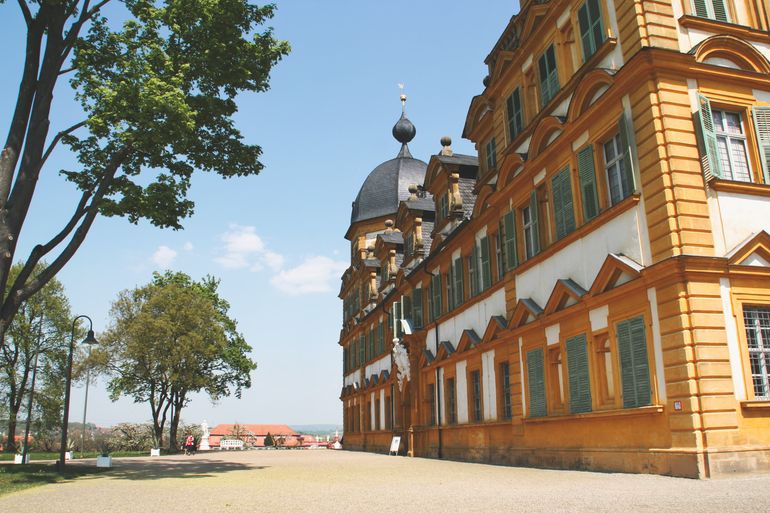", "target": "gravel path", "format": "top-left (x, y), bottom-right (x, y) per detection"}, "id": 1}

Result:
top-left (0, 450), bottom-right (768, 513)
